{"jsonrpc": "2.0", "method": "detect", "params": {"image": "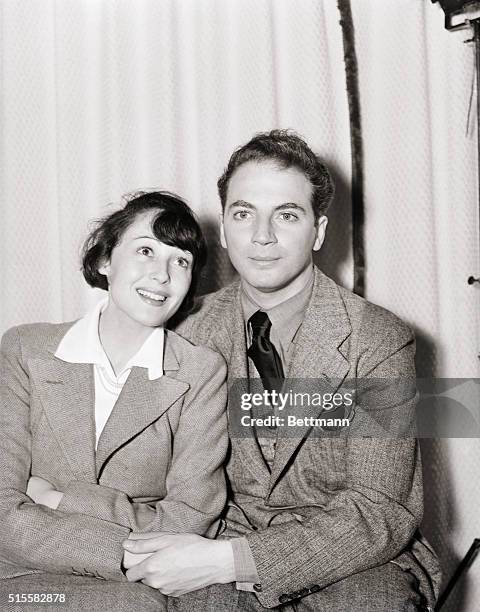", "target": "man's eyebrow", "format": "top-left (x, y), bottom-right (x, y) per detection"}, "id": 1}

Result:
top-left (228, 200), bottom-right (255, 210)
top-left (227, 200), bottom-right (307, 212)
top-left (274, 203), bottom-right (307, 213)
